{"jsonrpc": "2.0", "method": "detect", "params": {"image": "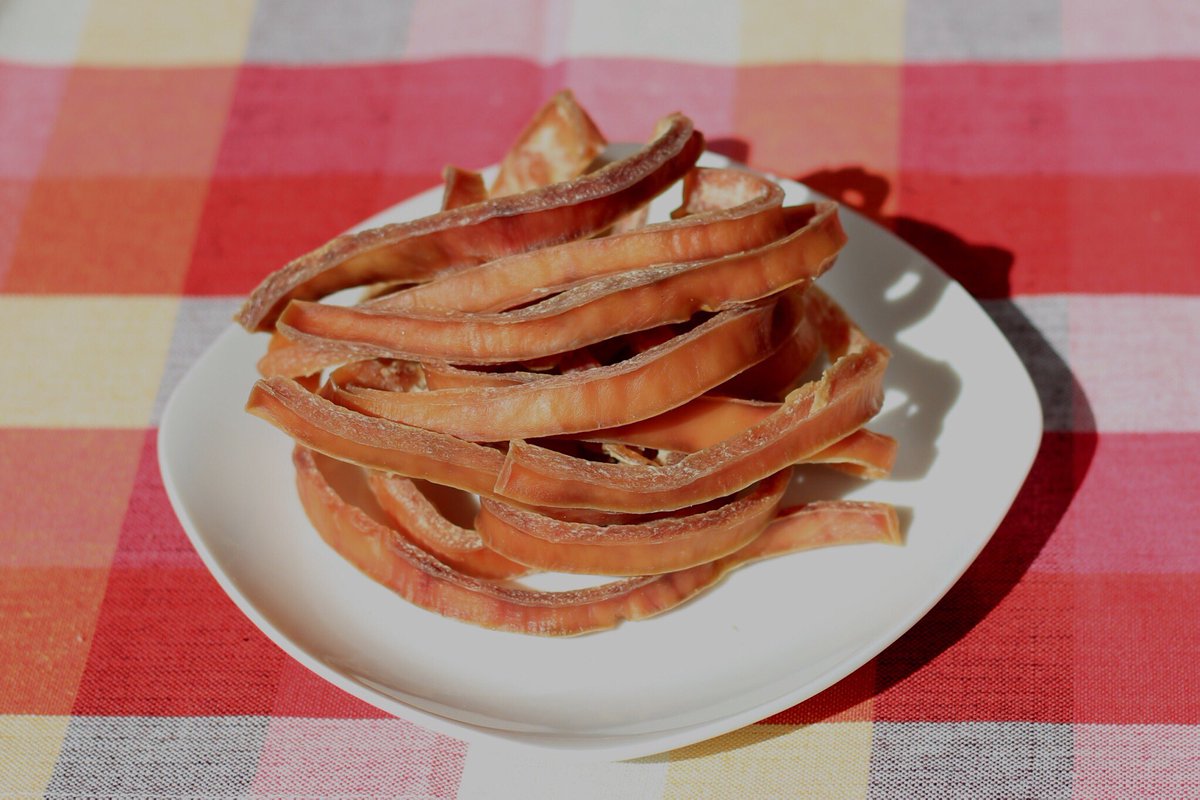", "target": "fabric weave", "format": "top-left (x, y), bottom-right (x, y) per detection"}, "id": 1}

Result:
top-left (1, 1), bottom-right (1196, 797)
